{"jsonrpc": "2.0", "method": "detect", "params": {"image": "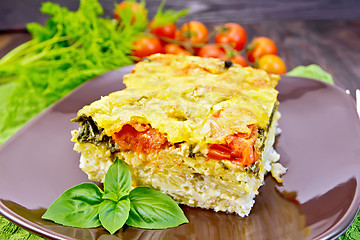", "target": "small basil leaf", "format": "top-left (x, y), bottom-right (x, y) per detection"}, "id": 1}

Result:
top-left (99, 198), bottom-right (131, 234)
top-left (42, 182), bottom-right (103, 228)
top-left (126, 187), bottom-right (189, 229)
top-left (102, 192), bottom-right (119, 202)
top-left (104, 157), bottom-right (131, 196)
top-left (286, 64), bottom-right (334, 84)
